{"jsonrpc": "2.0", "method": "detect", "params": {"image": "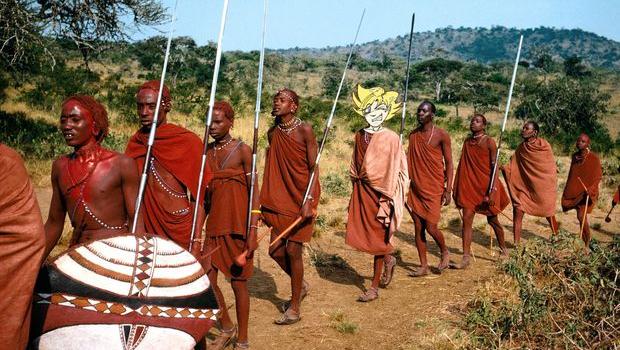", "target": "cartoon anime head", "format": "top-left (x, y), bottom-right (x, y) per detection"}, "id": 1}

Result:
top-left (352, 84), bottom-right (401, 129)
